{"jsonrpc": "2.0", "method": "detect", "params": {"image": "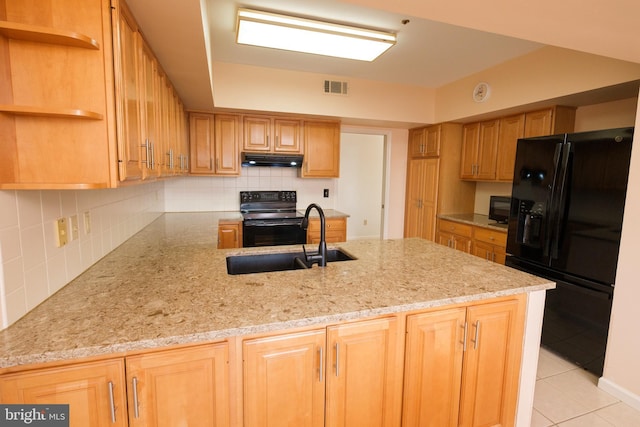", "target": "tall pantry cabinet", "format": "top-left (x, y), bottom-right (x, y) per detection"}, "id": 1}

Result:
top-left (0, 0), bottom-right (187, 189)
top-left (404, 123), bottom-right (475, 240)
